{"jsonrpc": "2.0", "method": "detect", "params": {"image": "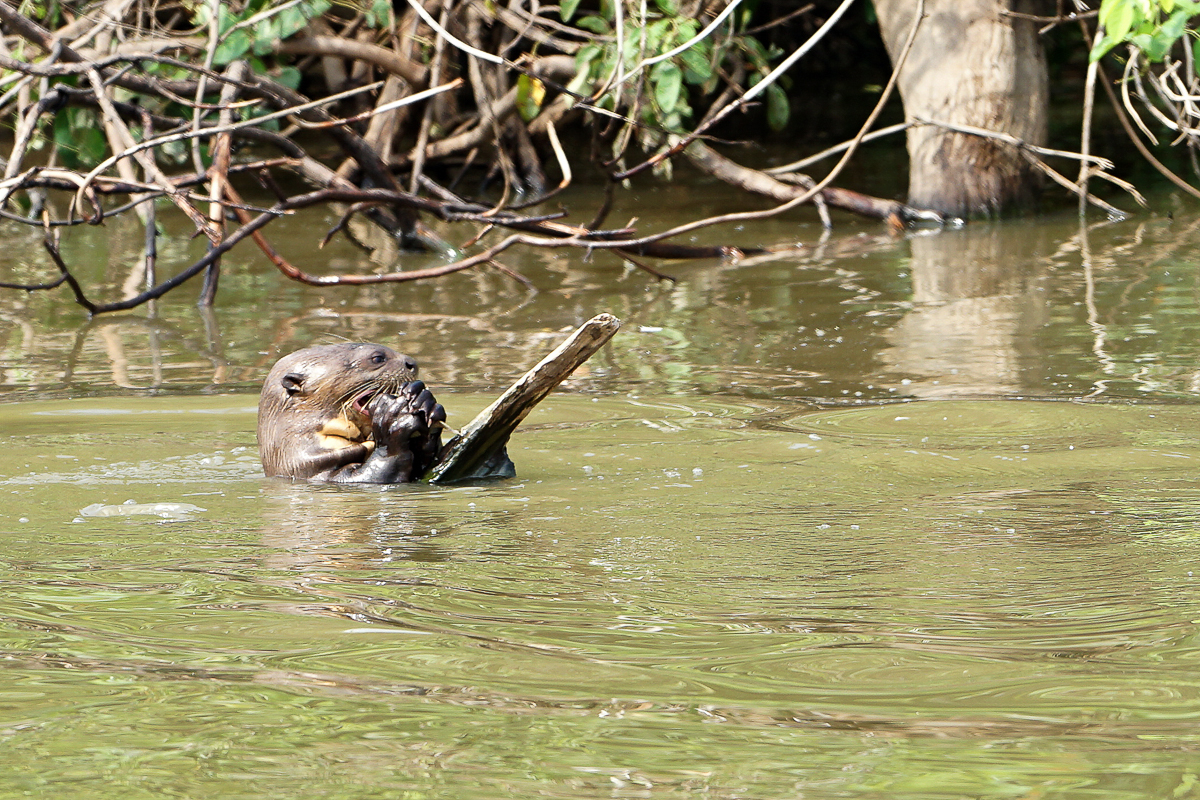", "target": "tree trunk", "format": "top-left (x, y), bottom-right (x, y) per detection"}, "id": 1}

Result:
top-left (873, 0), bottom-right (1048, 217)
